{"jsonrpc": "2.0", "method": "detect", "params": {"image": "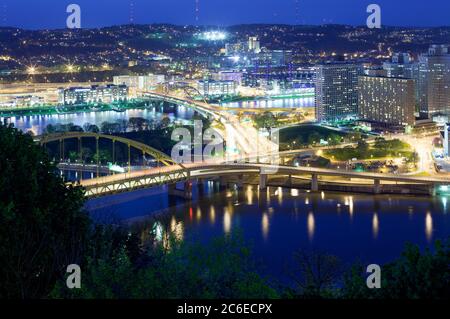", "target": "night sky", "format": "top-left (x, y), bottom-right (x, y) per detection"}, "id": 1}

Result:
top-left (0, 0), bottom-right (449, 29)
